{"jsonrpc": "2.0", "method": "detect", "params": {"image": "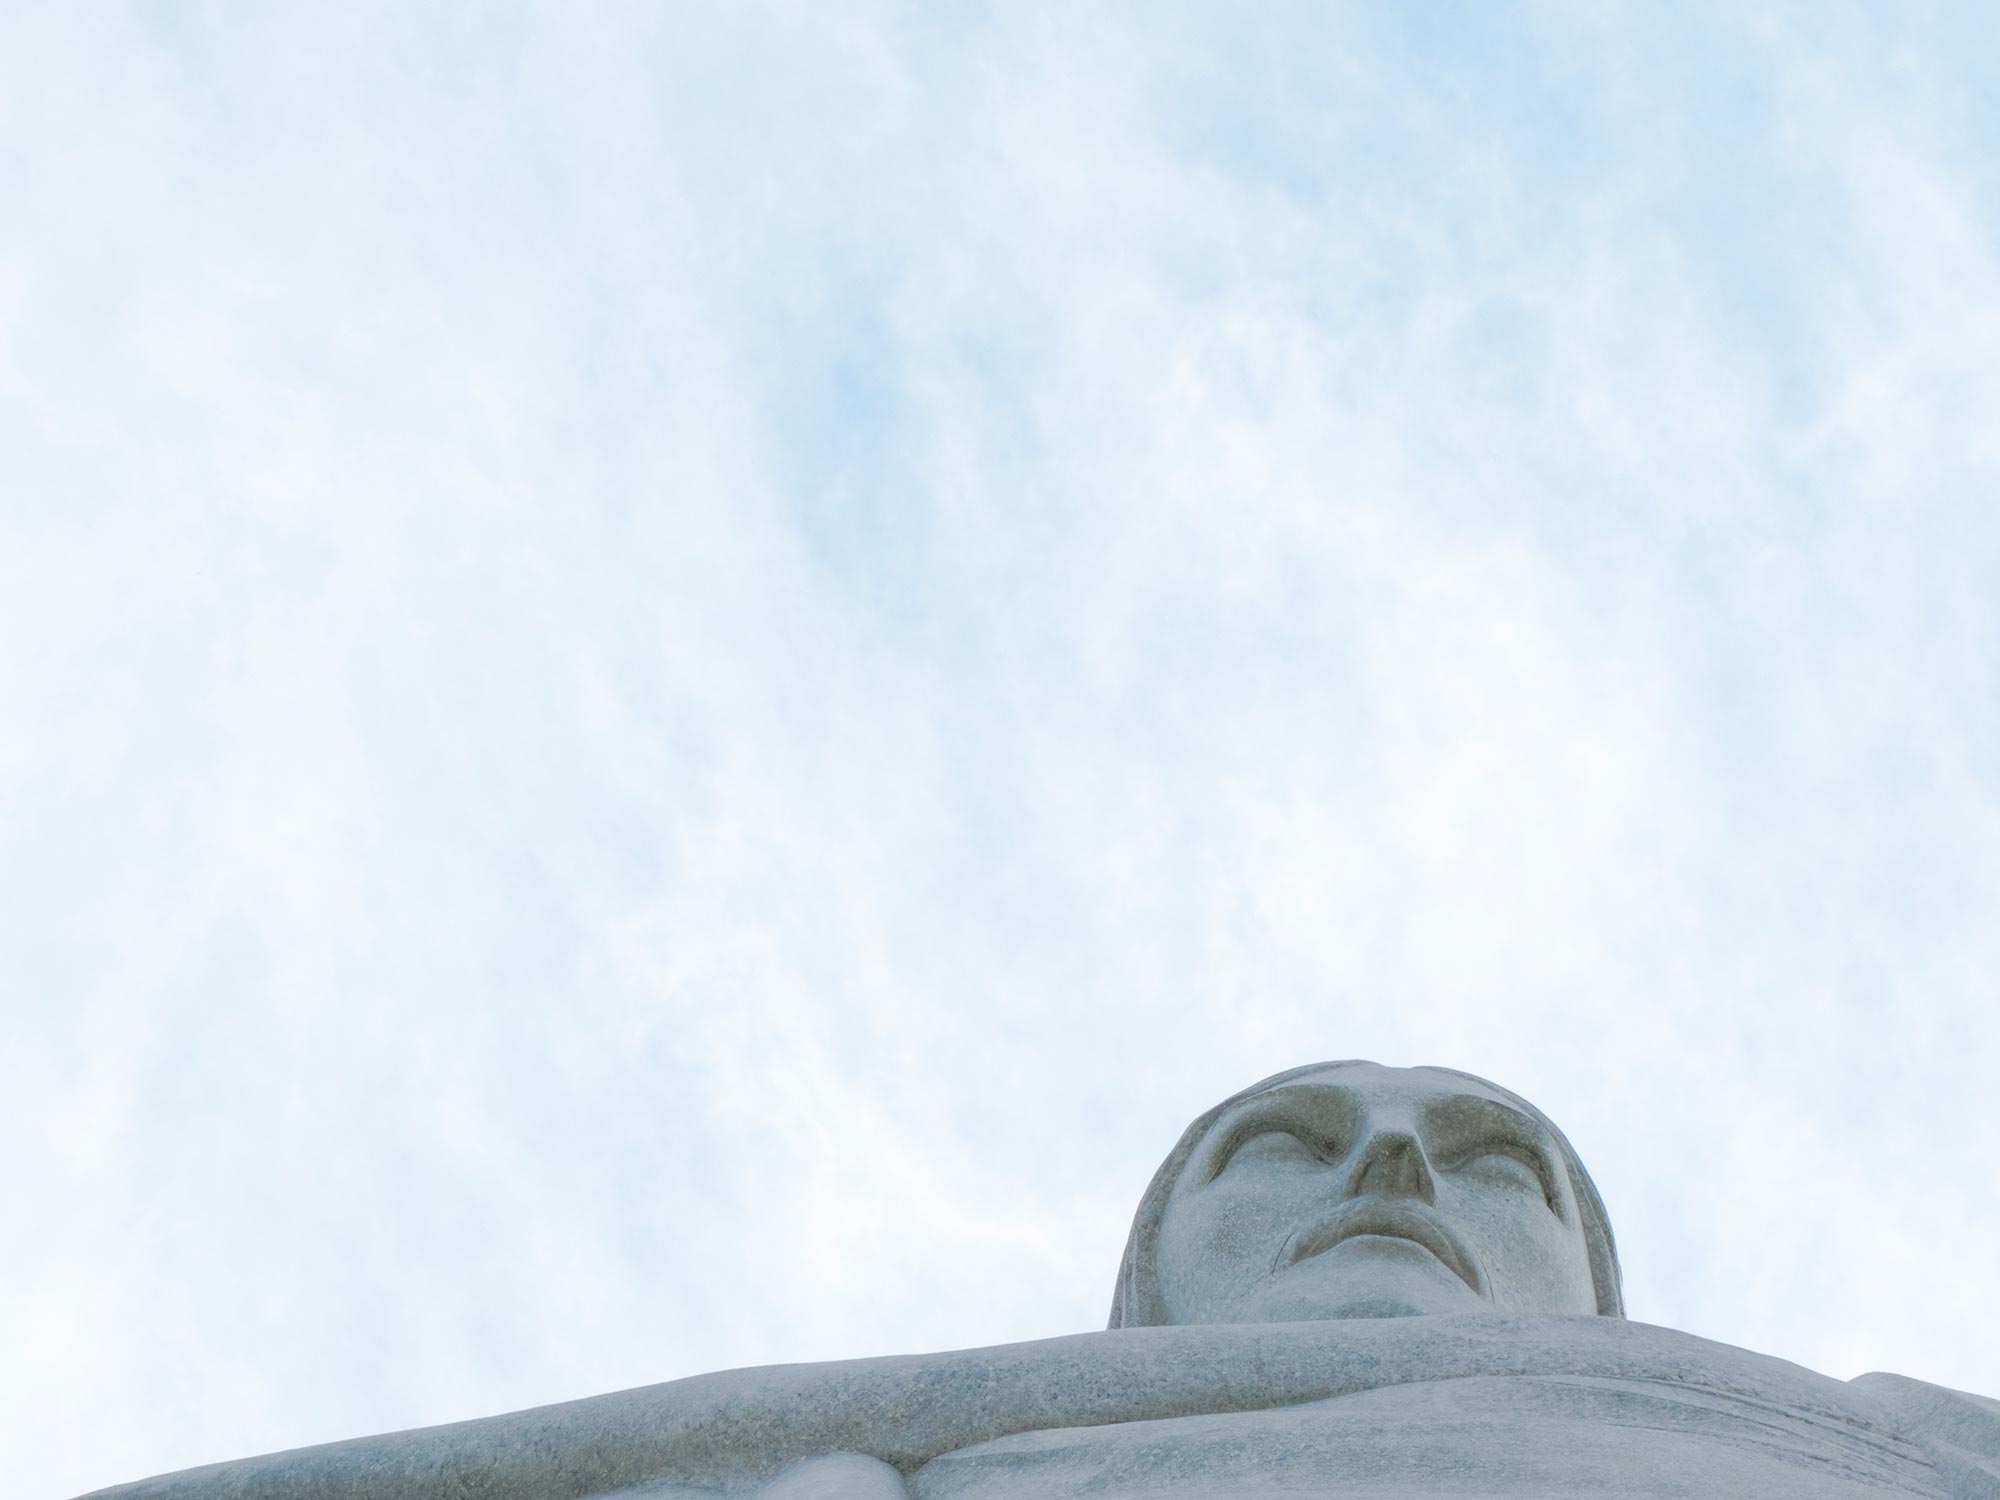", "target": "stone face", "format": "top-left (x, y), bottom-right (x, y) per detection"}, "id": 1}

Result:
top-left (80, 1062), bottom-right (2000, 1499)
top-left (1143, 1062), bottom-right (1607, 1326)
